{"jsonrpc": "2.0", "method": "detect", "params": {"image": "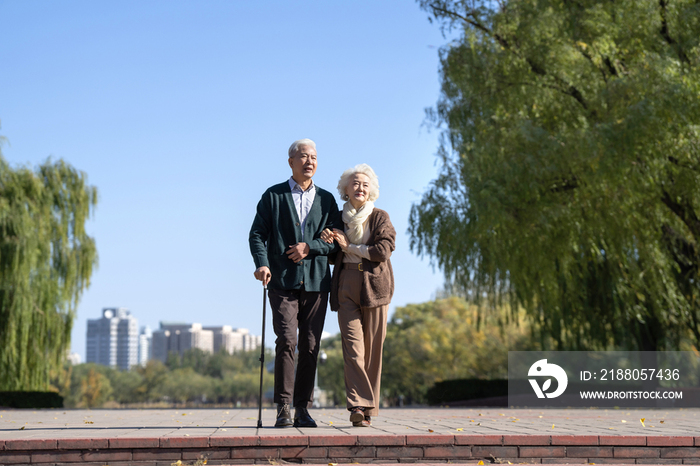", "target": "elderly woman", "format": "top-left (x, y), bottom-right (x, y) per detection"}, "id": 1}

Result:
top-left (321, 163), bottom-right (395, 427)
